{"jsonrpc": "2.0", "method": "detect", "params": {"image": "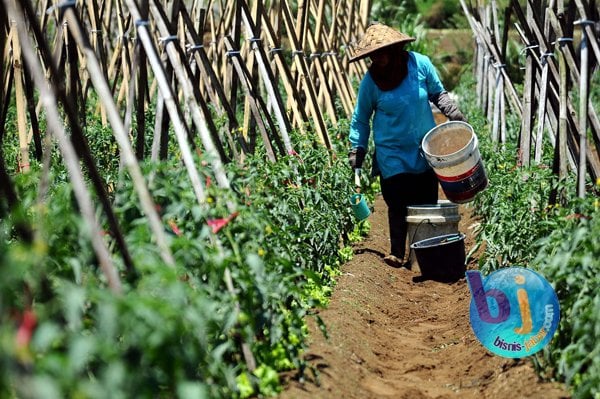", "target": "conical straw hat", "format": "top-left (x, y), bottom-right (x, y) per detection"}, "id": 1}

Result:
top-left (348, 23), bottom-right (415, 63)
